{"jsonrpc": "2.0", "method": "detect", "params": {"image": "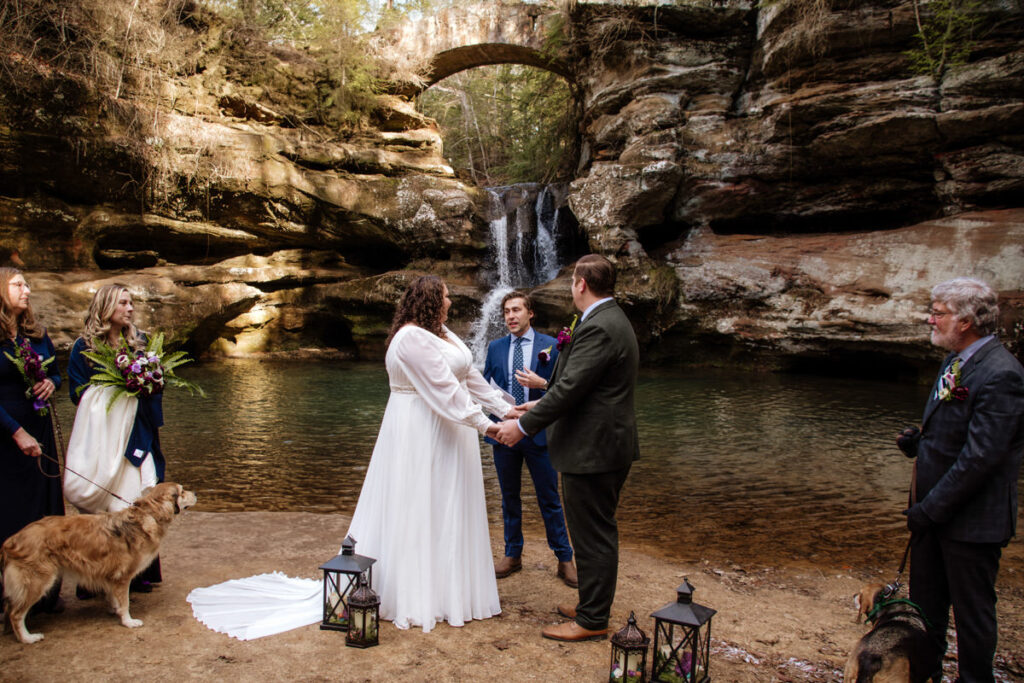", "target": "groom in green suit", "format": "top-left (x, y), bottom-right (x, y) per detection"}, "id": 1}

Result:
top-left (495, 254), bottom-right (640, 641)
